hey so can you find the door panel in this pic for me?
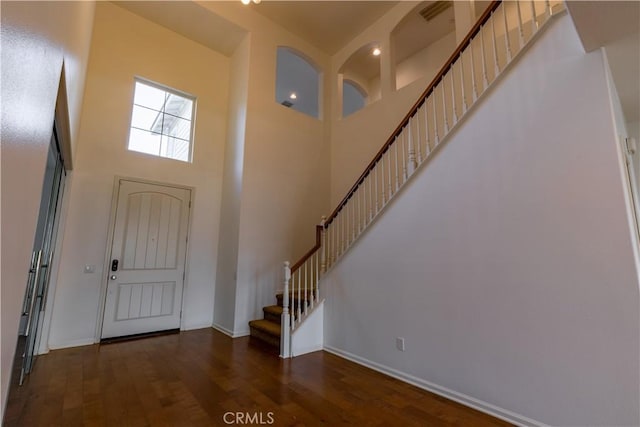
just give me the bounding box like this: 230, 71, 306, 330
101, 180, 191, 339
19, 130, 66, 383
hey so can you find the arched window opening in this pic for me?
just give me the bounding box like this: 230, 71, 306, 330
342, 80, 367, 118
392, 1, 457, 90
275, 47, 321, 119
338, 42, 381, 117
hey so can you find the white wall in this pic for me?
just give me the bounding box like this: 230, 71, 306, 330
0, 0, 95, 417
47, 2, 229, 348
214, 34, 250, 335
323, 14, 639, 426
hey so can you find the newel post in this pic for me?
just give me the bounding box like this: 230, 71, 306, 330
320, 216, 327, 274
280, 261, 291, 359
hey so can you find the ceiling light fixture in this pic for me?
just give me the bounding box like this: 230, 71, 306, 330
241, 0, 261, 4
372, 47, 382, 56
289, 93, 297, 100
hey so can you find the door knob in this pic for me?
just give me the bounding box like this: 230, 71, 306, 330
110, 275, 117, 280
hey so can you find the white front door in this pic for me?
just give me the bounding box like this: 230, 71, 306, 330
101, 179, 191, 339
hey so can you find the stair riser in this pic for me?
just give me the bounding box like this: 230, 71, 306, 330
263, 310, 281, 324
249, 326, 280, 348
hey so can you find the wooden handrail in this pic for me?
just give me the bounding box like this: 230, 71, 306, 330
291, 224, 323, 272
325, 0, 501, 226
290, 1, 502, 273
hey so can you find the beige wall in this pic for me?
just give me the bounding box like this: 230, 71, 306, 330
214, 34, 250, 335
199, 2, 332, 335
0, 0, 96, 416
47, 2, 230, 348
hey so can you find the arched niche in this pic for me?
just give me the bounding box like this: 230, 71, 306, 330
391, 1, 457, 90
275, 46, 322, 119
342, 79, 367, 118
338, 41, 382, 117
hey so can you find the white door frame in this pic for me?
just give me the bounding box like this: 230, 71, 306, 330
95, 176, 194, 342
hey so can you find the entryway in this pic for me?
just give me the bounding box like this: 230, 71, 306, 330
100, 178, 192, 340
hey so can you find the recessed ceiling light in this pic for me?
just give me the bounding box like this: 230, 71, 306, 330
372, 47, 381, 56
241, 0, 250, 4
289, 93, 297, 100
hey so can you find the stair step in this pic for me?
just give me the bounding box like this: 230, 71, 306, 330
263, 305, 283, 324
248, 319, 281, 348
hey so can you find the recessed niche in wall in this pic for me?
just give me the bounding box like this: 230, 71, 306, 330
342, 80, 367, 118
275, 46, 321, 119
392, 1, 457, 91
338, 42, 381, 118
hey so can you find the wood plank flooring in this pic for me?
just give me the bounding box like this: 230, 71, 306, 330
4, 328, 511, 426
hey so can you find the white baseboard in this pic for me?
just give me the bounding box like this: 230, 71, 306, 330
182, 322, 213, 331
48, 338, 96, 350
323, 345, 545, 427
292, 344, 323, 356
212, 323, 250, 338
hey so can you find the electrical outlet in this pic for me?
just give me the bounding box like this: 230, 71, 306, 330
396, 337, 405, 352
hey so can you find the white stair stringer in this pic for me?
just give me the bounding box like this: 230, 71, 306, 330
290, 299, 324, 357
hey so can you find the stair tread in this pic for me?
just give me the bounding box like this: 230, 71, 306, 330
248, 319, 281, 337
263, 305, 283, 315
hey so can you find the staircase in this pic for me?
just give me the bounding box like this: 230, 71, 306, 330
249, 0, 565, 356
249, 290, 315, 349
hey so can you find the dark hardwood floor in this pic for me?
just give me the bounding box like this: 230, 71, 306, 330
4, 328, 511, 426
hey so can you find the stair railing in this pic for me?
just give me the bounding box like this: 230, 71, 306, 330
281, 0, 564, 357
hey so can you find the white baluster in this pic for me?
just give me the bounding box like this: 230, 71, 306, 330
368, 173, 373, 221
374, 163, 380, 213
351, 196, 356, 240
304, 262, 308, 316
491, 11, 500, 76
449, 72, 458, 125
280, 261, 291, 358
346, 202, 350, 246
341, 212, 345, 253
545, 0, 551, 19
357, 184, 361, 233
432, 95, 440, 145
408, 121, 416, 174
469, 37, 478, 101
313, 255, 317, 305
296, 269, 302, 321
516, 0, 525, 48
402, 130, 408, 181
415, 112, 423, 164
334, 217, 338, 261
331, 218, 336, 264
502, 3, 512, 62
480, 25, 489, 89
320, 216, 326, 274
316, 252, 320, 303
530, 0, 538, 33
394, 139, 400, 192
459, 56, 467, 114
387, 146, 393, 199
381, 154, 386, 205
423, 101, 431, 155
441, 82, 449, 134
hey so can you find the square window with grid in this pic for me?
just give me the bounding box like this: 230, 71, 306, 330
128, 79, 195, 162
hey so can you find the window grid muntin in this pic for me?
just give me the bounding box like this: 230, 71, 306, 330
127, 78, 196, 163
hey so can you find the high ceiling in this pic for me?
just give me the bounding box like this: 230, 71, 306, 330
251, 1, 398, 55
